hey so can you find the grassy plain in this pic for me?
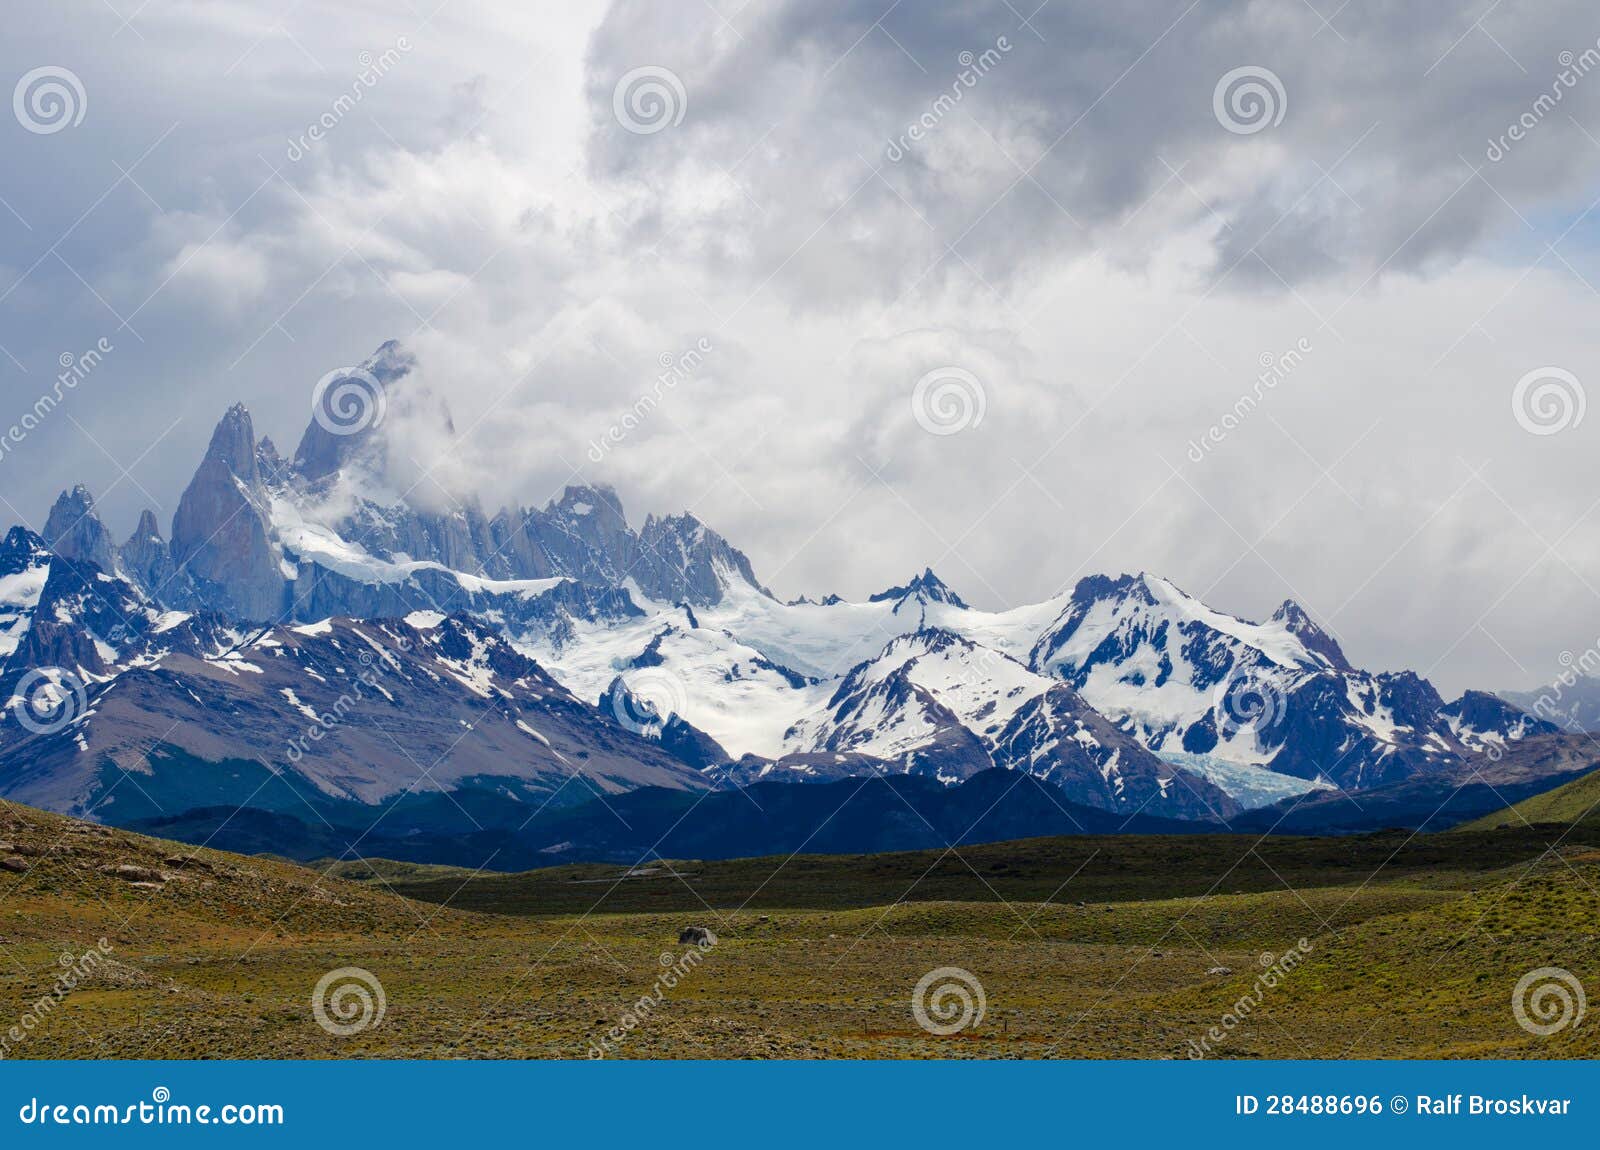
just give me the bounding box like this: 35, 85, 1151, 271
2, 799, 1596, 1059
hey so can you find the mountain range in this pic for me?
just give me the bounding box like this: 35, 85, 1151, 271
0, 341, 1587, 864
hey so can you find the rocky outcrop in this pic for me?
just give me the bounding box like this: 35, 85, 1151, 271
117, 509, 199, 607
291, 339, 417, 482
42, 485, 118, 575
634, 511, 768, 605
170, 404, 286, 622
869, 567, 970, 611
1270, 598, 1351, 672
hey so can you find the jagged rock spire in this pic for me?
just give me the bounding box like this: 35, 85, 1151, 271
170, 404, 285, 621
42, 484, 118, 574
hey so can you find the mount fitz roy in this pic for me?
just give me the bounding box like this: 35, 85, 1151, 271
0, 343, 1582, 864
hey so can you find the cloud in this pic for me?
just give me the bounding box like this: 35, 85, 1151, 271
2, 0, 1600, 697
586, 0, 1600, 299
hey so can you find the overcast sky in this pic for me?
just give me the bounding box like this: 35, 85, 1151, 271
4, 0, 1600, 695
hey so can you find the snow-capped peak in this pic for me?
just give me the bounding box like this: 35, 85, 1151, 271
868, 567, 969, 610
1269, 598, 1352, 671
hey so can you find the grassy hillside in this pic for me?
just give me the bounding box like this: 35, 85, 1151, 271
3, 799, 1596, 1059
1459, 765, 1600, 832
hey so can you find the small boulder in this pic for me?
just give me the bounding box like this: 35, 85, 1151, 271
104, 863, 166, 884
1207, 965, 1234, 976
677, 926, 717, 946
1, 857, 27, 874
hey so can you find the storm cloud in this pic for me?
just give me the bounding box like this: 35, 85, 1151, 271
3, 0, 1600, 695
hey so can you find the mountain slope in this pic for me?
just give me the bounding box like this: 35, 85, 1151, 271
0, 608, 710, 821
0, 341, 1563, 851
1457, 757, 1600, 832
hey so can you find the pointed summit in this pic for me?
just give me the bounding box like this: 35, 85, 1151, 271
1270, 598, 1351, 671
170, 404, 285, 621
118, 508, 189, 603
634, 511, 769, 606
42, 484, 118, 574
869, 567, 968, 609
292, 341, 418, 482
207, 403, 260, 483
127, 508, 162, 545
